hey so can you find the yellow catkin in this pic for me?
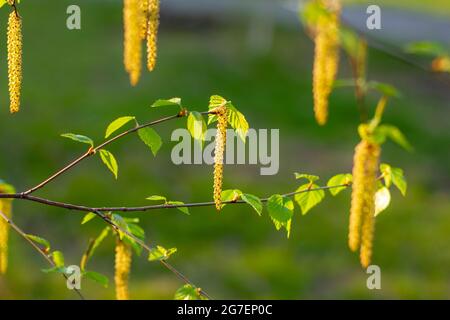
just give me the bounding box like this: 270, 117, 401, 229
348, 140, 380, 256
312, 0, 341, 126
213, 105, 227, 211
123, 0, 142, 86
146, 0, 160, 71
0, 199, 12, 274
7, 11, 22, 114
114, 239, 132, 300
139, 0, 149, 40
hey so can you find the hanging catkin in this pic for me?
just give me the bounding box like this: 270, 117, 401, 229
312, 0, 341, 125
0, 198, 12, 274
7, 11, 22, 114
123, 0, 142, 86
213, 105, 228, 211
114, 239, 132, 300
139, 0, 149, 40
348, 140, 380, 267
146, 0, 160, 71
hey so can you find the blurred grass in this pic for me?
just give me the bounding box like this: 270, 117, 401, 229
0, 1, 449, 299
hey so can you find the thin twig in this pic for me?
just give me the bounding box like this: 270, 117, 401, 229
91, 210, 213, 300
0, 210, 85, 300
0, 184, 350, 213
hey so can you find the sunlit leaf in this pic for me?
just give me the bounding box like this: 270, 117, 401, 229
99, 149, 118, 179
105, 116, 135, 138
61, 133, 94, 147
294, 184, 325, 215
375, 187, 391, 216
151, 97, 182, 108
241, 193, 263, 216
81, 212, 97, 225
138, 127, 162, 156
327, 174, 352, 196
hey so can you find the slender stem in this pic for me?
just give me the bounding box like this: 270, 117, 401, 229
92, 210, 212, 300
22, 112, 186, 196
0, 210, 85, 300
0, 184, 350, 213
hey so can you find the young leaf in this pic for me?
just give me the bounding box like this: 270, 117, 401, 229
294, 173, 320, 184
174, 284, 203, 300
41, 266, 67, 274
128, 223, 145, 240
123, 235, 142, 257
380, 164, 407, 196
294, 184, 325, 215
220, 189, 242, 209
99, 149, 118, 179
146, 195, 167, 202
368, 82, 401, 98
378, 125, 413, 152
241, 193, 263, 216
26, 234, 51, 252
90, 227, 110, 261
61, 133, 94, 147
83, 271, 109, 288
105, 116, 135, 138
151, 97, 181, 108
52, 251, 65, 268
227, 104, 249, 143
327, 174, 352, 196
138, 127, 162, 156
405, 41, 446, 57
111, 214, 130, 240
267, 195, 294, 223
167, 201, 190, 215
81, 212, 97, 225
148, 245, 177, 261
208, 95, 227, 110
375, 187, 391, 216
187, 111, 206, 142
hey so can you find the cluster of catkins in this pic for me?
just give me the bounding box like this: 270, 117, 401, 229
312, 0, 341, 125
349, 139, 380, 268
213, 105, 228, 211
5, 2, 22, 114
114, 239, 132, 300
123, 0, 160, 86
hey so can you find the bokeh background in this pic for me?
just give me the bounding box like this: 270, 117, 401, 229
0, 0, 449, 299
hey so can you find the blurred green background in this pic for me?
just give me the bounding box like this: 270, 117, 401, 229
0, 0, 449, 299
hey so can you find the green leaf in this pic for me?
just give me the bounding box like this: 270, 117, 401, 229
227, 104, 249, 143
174, 284, 203, 300
375, 187, 391, 216
167, 201, 190, 215
127, 223, 145, 240
99, 149, 118, 179
61, 133, 94, 147
294, 184, 325, 215
91, 227, 109, 257
294, 173, 320, 183
0, 181, 16, 194
146, 195, 167, 202
220, 189, 242, 209
368, 81, 401, 98
151, 97, 181, 108
26, 234, 51, 252
0, 1, 7, 9
267, 194, 294, 223
81, 212, 97, 225
377, 125, 413, 152
327, 174, 352, 196
208, 95, 227, 110
405, 41, 446, 57
187, 111, 207, 142
138, 127, 162, 156
380, 164, 407, 196
122, 235, 142, 257
111, 214, 130, 240
52, 251, 65, 268
339, 27, 360, 59
148, 245, 177, 262
105, 116, 135, 138
41, 266, 67, 274
84, 271, 109, 288
241, 193, 263, 216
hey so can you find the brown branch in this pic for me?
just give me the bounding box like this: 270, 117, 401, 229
0, 210, 85, 300
22, 111, 195, 196
0, 184, 350, 213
